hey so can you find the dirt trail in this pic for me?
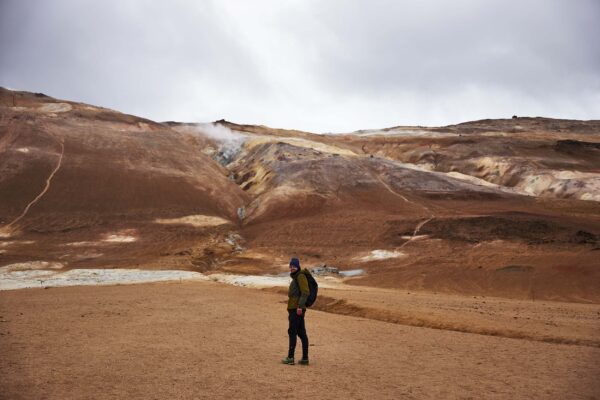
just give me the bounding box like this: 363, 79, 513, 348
374, 173, 412, 204
373, 171, 436, 248
1, 134, 65, 234
399, 217, 434, 249
1, 282, 599, 399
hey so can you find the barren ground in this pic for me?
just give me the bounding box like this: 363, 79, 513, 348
1, 281, 599, 399
1, 89, 600, 399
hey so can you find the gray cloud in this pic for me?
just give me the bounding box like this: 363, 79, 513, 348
313, 1, 600, 95
1, 0, 599, 132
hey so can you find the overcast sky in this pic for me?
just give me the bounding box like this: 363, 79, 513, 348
1, 0, 599, 132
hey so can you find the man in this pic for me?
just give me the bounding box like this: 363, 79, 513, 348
282, 257, 309, 365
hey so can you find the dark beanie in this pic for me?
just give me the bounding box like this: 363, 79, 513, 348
289, 257, 300, 269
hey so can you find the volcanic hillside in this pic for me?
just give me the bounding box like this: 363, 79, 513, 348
171, 119, 600, 302
1, 88, 599, 302
0, 88, 249, 269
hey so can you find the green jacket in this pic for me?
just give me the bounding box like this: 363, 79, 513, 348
288, 269, 309, 310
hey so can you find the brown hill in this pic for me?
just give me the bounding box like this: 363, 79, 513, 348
169, 118, 600, 302
339, 117, 600, 201
0, 88, 249, 269
1, 89, 599, 302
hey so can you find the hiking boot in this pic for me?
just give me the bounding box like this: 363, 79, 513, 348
281, 357, 295, 365
299, 359, 309, 365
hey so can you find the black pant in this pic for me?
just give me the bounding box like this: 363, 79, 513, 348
287, 309, 309, 359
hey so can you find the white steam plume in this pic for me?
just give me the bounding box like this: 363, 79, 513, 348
195, 123, 247, 165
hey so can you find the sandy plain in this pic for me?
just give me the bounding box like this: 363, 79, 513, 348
1, 280, 599, 400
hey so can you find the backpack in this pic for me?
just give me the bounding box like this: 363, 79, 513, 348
301, 268, 318, 307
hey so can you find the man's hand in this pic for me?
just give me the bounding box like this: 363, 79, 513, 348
296, 308, 303, 316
